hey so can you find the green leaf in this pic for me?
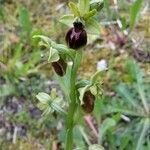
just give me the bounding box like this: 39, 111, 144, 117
48, 47, 59, 62
58, 129, 66, 144
78, 126, 91, 146
136, 118, 150, 150
73, 126, 86, 147
130, 0, 142, 27
125, 58, 143, 83
99, 118, 116, 143
79, 0, 90, 15
36, 92, 51, 104
115, 83, 140, 109
85, 18, 100, 35
83, 9, 97, 20
59, 14, 75, 26
68, 2, 80, 17
19, 6, 32, 34
102, 105, 145, 117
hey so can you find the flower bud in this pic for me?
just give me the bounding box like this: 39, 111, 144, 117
51, 57, 67, 76
81, 90, 95, 113
65, 22, 87, 49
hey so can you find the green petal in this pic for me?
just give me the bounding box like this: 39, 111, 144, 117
48, 47, 60, 63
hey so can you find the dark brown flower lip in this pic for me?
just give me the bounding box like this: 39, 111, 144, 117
81, 90, 95, 113
65, 22, 87, 50
51, 57, 67, 76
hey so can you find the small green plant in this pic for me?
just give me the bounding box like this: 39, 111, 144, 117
35, 0, 105, 149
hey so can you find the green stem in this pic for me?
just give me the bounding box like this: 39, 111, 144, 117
65, 51, 82, 150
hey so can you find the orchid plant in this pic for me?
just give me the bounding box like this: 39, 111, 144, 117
34, 0, 104, 149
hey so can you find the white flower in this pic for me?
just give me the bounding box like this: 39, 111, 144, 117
96, 59, 107, 71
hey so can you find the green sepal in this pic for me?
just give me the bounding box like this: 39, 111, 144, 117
90, 85, 98, 95
85, 18, 100, 35
36, 89, 66, 116
68, 2, 80, 17
90, 0, 104, 12
36, 92, 51, 104
59, 14, 75, 26
83, 9, 97, 20
79, 0, 90, 16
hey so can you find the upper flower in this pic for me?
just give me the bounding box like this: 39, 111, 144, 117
65, 22, 87, 50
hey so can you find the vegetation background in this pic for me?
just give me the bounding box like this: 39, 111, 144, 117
0, 0, 150, 149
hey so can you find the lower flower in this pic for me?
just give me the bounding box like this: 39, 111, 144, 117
81, 90, 95, 113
